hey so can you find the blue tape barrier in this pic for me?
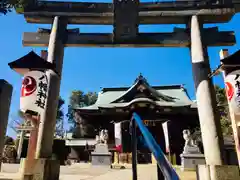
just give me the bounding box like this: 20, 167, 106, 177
132, 112, 180, 180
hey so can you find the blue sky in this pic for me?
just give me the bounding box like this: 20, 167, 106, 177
1, 1, 240, 137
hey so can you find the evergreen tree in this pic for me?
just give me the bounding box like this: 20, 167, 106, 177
0, 0, 29, 14
55, 97, 65, 138
215, 85, 232, 135
67, 90, 97, 131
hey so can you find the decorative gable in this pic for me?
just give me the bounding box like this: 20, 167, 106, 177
111, 74, 176, 103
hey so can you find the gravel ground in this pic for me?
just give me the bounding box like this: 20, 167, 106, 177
0, 163, 196, 180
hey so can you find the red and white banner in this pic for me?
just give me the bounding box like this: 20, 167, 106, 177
20, 71, 48, 114
225, 70, 240, 115
114, 122, 122, 152
162, 121, 170, 153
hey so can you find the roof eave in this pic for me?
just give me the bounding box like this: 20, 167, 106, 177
8, 51, 55, 75
221, 49, 240, 65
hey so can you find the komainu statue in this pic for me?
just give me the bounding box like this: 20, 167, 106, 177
182, 129, 201, 154
183, 129, 198, 147
96, 129, 109, 144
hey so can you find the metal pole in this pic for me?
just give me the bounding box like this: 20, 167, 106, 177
219, 49, 240, 167
189, 15, 225, 165
131, 118, 137, 180
35, 16, 67, 158
0, 80, 13, 170
157, 165, 165, 180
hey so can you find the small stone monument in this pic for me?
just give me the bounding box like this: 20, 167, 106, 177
180, 129, 205, 171
91, 130, 112, 167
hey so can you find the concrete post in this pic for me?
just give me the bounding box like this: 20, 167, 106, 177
17, 130, 25, 159
19, 115, 41, 180
0, 80, 13, 170
189, 15, 225, 165
27, 115, 40, 161
35, 16, 67, 158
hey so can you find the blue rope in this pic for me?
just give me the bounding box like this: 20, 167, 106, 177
132, 112, 180, 180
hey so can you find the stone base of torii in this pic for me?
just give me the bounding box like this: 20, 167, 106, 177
18, 114, 60, 180
19, 158, 60, 180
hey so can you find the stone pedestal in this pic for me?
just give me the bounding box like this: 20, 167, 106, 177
181, 153, 205, 171
181, 145, 206, 171
91, 144, 111, 167
197, 165, 240, 180
17, 130, 25, 159
19, 158, 60, 180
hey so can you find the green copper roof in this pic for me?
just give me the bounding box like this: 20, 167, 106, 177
78, 87, 196, 110
75, 75, 196, 111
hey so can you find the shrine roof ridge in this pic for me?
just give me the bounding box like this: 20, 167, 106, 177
101, 84, 184, 92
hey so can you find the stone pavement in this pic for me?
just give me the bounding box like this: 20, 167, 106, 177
0, 163, 196, 180
89, 164, 196, 180
90, 165, 157, 180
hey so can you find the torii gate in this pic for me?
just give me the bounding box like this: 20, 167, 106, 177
15, 0, 240, 180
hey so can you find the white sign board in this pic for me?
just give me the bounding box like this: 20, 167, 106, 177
20, 71, 48, 114
225, 70, 240, 115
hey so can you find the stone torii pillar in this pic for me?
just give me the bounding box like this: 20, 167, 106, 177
189, 15, 225, 165
0, 80, 13, 170
35, 16, 67, 159
188, 15, 240, 180
18, 16, 68, 180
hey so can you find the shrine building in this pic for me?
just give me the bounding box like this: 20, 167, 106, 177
67, 75, 199, 164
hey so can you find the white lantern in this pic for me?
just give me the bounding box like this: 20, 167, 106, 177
225, 70, 240, 115
20, 70, 48, 115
